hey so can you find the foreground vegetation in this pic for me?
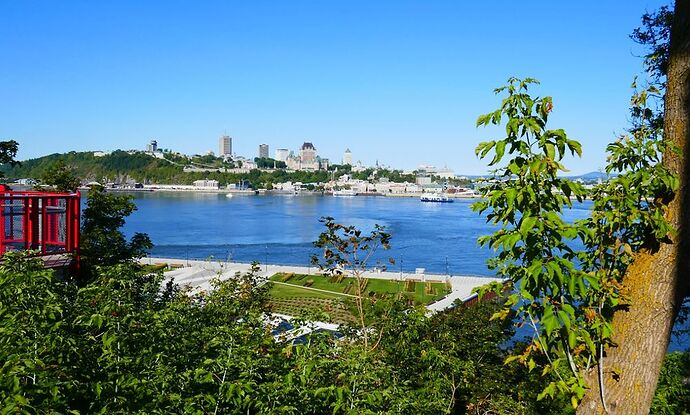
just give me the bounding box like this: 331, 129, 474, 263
0, 254, 571, 414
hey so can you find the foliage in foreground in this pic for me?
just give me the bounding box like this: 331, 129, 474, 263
0, 253, 571, 414
472, 76, 678, 408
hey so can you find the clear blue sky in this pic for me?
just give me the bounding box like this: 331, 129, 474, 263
0, 0, 670, 175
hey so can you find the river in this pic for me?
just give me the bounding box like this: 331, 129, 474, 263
120, 192, 592, 277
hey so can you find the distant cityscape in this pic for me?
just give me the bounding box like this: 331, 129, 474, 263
142, 135, 457, 177
16, 134, 605, 197
74, 134, 477, 196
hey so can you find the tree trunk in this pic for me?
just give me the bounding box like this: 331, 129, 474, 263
577, 1, 690, 414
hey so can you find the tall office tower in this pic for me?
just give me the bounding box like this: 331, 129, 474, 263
219, 135, 232, 156
146, 140, 158, 152
259, 144, 269, 158
343, 148, 352, 165
274, 148, 289, 162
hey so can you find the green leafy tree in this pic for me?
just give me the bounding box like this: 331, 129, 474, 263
79, 185, 152, 282
472, 9, 690, 409
472, 77, 591, 407
576, 3, 690, 413
0, 140, 19, 179
650, 351, 690, 415
311, 217, 394, 351
38, 159, 81, 192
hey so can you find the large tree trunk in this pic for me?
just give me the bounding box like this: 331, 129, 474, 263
577, 1, 690, 414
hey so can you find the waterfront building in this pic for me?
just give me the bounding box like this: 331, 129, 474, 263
343, 148, 353, 165
275, 148, 289, 162
146, 140, 158, 152
416, 175, 432, 186
219, 135, 232, 156
437, 165, 455, 179
193, 179, 220, 189
259, 144, 269, 159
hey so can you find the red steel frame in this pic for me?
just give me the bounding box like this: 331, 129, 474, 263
0, 185, 80, 269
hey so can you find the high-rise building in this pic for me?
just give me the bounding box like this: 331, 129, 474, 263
259, 144, 269, 159
146, 140, 158, 152
343, 148, 352, 165
274, 148, 289, 162
219, 135, 232, 156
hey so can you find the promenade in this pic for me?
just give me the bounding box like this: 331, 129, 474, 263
142, 257, 502, 313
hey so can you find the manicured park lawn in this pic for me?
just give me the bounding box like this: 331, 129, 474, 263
268, 273, 451, 305
268, 283, 347, 300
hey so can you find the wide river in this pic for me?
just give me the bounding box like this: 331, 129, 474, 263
119, 191, 689, 350
120, 192, 593, 277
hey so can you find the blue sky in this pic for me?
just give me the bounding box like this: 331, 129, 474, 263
1, 0, 670, 174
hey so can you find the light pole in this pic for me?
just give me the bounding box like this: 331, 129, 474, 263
445, 256, 449, 277
400, 258, 403, 280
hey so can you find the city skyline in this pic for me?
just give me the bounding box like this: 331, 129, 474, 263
1, 0, 667, 174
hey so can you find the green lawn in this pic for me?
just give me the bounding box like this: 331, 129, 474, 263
269, 273, 451, 305
268, 283, 348, 300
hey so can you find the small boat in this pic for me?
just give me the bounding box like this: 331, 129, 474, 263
420, 194, 454, 203
333, 189, 357, 197
225, 193, 233, 198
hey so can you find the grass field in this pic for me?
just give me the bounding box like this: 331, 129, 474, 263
267, 273, 452, 321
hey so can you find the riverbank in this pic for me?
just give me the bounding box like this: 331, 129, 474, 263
99, 186, 481, 199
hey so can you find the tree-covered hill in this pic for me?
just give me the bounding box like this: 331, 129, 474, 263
2, 150, 187, 185
2, 150, 427, 189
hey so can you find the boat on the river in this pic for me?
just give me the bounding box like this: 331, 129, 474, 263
420, 194, 454, 203
333, 189, 357, 197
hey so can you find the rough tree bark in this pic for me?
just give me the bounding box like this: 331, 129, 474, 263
577, 1, 690, 414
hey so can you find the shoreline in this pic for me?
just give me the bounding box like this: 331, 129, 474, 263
141, 256, 495, 282
98, 187, 482, 199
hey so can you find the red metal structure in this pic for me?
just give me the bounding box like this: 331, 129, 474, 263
0, 185, 80, 270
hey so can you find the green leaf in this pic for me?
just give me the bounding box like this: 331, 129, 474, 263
545, 143, 556, 160
491, 140, 507, 165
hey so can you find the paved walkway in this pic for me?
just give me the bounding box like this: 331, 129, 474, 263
142, 257, 502, 313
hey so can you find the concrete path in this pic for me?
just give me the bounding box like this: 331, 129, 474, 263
142, 256, 502, 313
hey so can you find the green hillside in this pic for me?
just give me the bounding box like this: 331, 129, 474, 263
2, 150, 432, 189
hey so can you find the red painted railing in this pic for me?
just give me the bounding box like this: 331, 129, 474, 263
0, 185, 80, 267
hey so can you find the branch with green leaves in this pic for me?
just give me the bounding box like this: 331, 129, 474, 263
472, 77, 676, 409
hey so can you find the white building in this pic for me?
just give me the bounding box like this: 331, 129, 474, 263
219, 135, 232, 156
437, 166, 455, 179
275, 148, 289, 162
343, 148, 353, 165
193, 179, 220, 189
416, 175, 432, 186
146, 140, 158, 152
